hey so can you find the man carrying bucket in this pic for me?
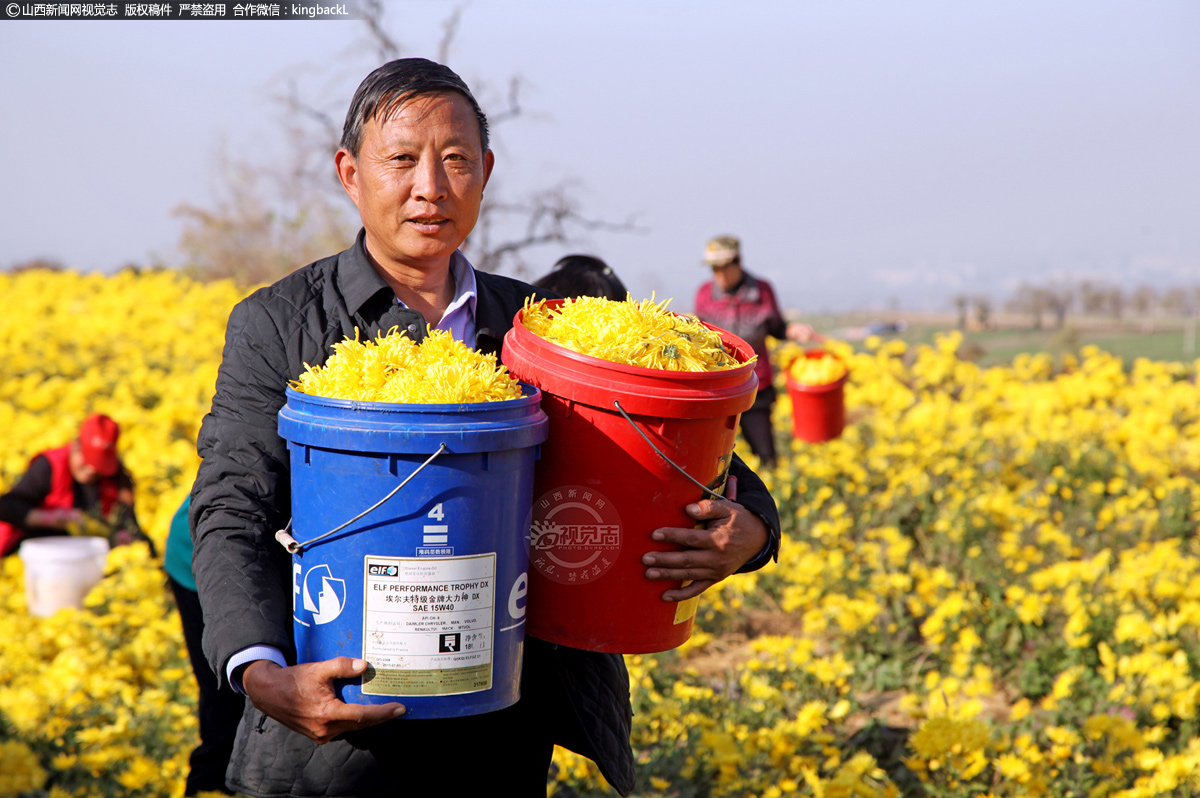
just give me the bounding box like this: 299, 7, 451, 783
694, 236, 820, 468
191, 58, 781, 797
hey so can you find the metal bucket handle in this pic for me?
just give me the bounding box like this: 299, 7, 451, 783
275, 443, 449, 554
612, 400, 725, 502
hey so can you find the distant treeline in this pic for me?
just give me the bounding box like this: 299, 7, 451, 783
953, 281, 1200, 330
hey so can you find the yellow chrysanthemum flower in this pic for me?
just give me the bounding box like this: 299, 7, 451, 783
292, 327, 522, 403
521, 296, 748, 371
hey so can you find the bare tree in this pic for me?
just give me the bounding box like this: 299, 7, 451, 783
361, 0, 402, 62
953, 294, 969, 330
973, 295, 992, 330
7, 257, 66, 273
178, 3, 637, 285
1008, 283, 1049, 330
1008, 282, 1075, 330
1130, 284, 1157, 316
1159, 287, 1189, 316
174, 152, 353, 286
1078, 280, 1109, 316
469, 184, 641, 274
1106, 287, 1126, 320
1045, 287, 1072, 329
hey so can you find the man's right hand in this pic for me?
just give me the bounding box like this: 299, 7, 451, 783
26, 507, 84, 529
242, 657, 406, 744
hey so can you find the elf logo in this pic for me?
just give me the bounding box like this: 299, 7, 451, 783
293, 563, 346, 626
368, 563, 398, 577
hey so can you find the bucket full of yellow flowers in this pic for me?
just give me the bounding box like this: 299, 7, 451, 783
277, 328, 548, 718
785, 349, 848, 443
502, 297, 758, 654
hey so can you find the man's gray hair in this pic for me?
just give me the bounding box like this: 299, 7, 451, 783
340, 58, 490, 157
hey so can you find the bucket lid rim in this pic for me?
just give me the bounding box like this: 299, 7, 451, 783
510, 301, 758, 381
18, 536, 110, 560
786, 373, 848, 393
283, 382, 542, 412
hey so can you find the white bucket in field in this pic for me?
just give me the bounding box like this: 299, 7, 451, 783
19, 536, 110, 616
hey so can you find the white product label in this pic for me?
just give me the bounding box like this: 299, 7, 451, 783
361, 553, 495, 697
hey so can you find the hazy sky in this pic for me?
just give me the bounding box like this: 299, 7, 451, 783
2, 1, 1198, 312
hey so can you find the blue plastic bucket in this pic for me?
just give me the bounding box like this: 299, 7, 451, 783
277, 385, 548, 718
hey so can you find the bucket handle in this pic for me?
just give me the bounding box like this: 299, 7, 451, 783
611, 401, 725, 501
275, 443, 449, 554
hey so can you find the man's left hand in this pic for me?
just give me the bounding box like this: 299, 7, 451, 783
786, 322, 822, 343
642, 499, 769, 602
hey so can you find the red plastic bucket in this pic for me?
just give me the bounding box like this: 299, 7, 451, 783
786, 350, 847, 443
502, 301, 759, 653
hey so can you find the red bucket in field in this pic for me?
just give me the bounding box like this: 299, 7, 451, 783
786, 351, 847, 443
502, 301, 758, 653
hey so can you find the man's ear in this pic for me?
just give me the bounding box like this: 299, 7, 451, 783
482, 149, 495, 191
335, 148, 361, 208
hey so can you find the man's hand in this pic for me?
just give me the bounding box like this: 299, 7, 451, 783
26, 507, 83, 529
242, 657, 405, 744
642, 499, 769, 602
786, 322, 822, 344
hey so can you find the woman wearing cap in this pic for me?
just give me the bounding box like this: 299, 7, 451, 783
694, 236, 819, 468
0, 413, 143, 556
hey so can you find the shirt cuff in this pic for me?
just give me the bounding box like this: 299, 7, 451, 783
734, 511, 780, 574
226, 645, 288, 694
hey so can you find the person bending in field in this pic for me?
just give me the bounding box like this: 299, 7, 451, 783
0, 413, 145, 557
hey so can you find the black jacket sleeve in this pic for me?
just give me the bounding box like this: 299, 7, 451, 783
191, 293, 298, 685
0, 455, 52, 528
728, 452, 781, 573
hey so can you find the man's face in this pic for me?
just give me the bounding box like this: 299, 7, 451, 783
336, 91, 494, 273
711, 260, 744, 292
68, 441, 99, 485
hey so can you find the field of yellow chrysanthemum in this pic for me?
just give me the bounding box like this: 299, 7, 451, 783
3, 268, 1200, 798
